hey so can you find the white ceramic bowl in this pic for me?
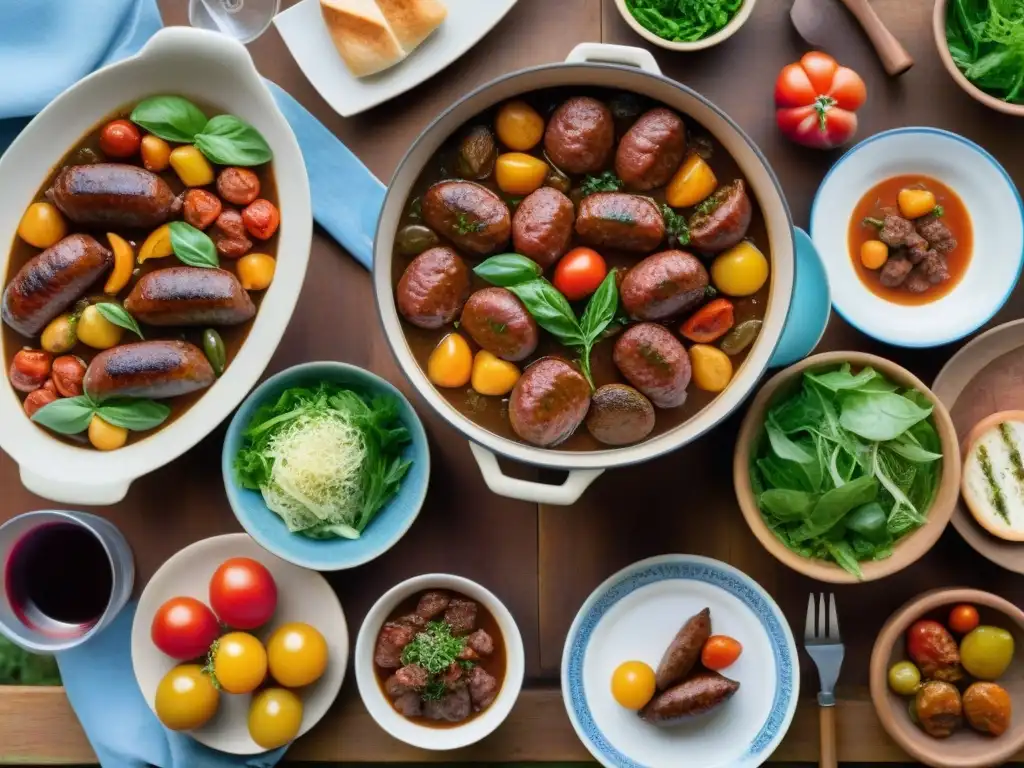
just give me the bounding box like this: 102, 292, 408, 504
612, 0, 758, 51
810, 127, 1023, 348
0, 27, 312, 505
354, 573, 525, 750
131, 533, 347, 755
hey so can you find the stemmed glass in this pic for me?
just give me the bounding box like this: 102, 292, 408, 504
188, 0, 281, 44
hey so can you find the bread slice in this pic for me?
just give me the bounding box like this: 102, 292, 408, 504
374, 0, 447, 52
961, 410, 1024, 541
319, 0, 407, 78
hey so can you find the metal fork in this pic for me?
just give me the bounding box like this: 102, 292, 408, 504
805, 593, 845, 768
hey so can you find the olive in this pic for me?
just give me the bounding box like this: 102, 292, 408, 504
395, 225, 441, 258
544, 166, 572, 195
202, 328, 226, 377
455, 125, 497, 180
719, 319, 762, 356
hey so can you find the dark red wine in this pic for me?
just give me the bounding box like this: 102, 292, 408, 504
4, 523, 113, 627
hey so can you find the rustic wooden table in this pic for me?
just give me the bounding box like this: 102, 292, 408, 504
3, 0, 1024, 763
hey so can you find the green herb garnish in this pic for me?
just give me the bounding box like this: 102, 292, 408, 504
32, 393, 170, 435
695, 194, 722, 216
580, 171, 624, 197
624, 0, 743, 43
933, 205, 945, 217
600, 210, 636, 226
401, 621, 466, 675
661, 204, 690, 245
95, 303, 143, 340
455, 212, 485, 235
169, 221, 219, 269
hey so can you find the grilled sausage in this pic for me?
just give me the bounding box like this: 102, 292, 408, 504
639, 672, 740, 725
511, 187, 575, 268
544, 97, 614, 175
1, 234, 112, 337
46, 164, 181, 228
575, 193, 665, 253
422, 181, 511, 256
655, 608, 711, 690
615, 108, 686, 191
82, 340, 215, 400
613, 323, 691, 409
688, 179, 752, 253
124, 267, 256, 326
396, 247, 471, 329
509, 357, 590, 447
621, 250, 709, 321
585, 383, 655, 446
460, 287, 538, 362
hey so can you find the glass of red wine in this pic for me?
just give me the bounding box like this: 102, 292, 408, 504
0, 511, 134, 653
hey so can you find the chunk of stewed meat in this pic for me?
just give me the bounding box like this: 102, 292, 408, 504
575, 193, 665, 253
385, 664, 428, 697
468, 665, 500, 711
905, 269, 932, 293
465, 629, 495, 656
880, 253, 913, 287
396, 247, 471, 329
543, 96, 615, 175
687, 180, 752, 252
916, 213, 957, 253
615, 108, 687, 191
878, 214, 915, 248
509, 357, 592, 447
375, 622, 417, 668
415, 590, 451, 619
460, 287, 539, 362
613, 323, 691, 409
444, 598, 478, 636
620, 250, 709, 321
906, 233, 930, 264
511, 187, 575, 268
586, 383, 656, 446
423, 685, 472, 722
393, 692, 423, 717
397, 613, 427, 630
422, 180, 511, 255
440, 661, 464, 689
918, 251, 950, 284
458, 646, 479, 661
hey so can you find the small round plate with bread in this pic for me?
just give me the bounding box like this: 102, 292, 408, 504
274, 0, 519, 118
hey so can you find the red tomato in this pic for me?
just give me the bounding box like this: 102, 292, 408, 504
948, 604, 980, 634
151, 596, 221, 660
680, 299, 735, 343
99, 119, 142, 158
701, 635, 743, 670
209, 557, 277, 630
774, 52, 866, 150
553, 247, 608, 301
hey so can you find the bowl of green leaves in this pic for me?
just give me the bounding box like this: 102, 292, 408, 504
615, 0, 757, 50
733, 352, 962, 583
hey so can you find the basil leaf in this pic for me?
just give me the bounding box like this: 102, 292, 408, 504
96, 399, 171, 432
169, 221, 219, 269
506, 279, 584, 346
194, 115, 272, 166
95, 303, 143, 339
839, 391, 933, 442
580, 269, 618, 342
473, 254, 543, 287
30, 395, 95, 435
130, 95, 208, 143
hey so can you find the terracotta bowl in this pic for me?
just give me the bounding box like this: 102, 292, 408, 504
869, 588, 1024, 768
932, 0, 1024, 117
733, 351, 961, 584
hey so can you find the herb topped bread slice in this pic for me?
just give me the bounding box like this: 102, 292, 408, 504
962, 411, 1024, 541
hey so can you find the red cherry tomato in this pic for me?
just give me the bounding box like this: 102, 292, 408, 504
99, 119, 142, 158
209, 557, 278, 630
701, 635, 743, 670
948, 604, 980, 634
553, 247, 608, 301
151, 596, 221, 660
680, 299, 735, 343
774, 52, 866, 150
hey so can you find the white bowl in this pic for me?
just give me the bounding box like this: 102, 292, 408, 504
354, 574, 525, 750
131, 533, 347, 755
612, 0, 758, 51
810, 127, 1023, 348
0, 27, 312, 505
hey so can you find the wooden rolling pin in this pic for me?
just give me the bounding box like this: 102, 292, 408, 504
791, 0, 914, 77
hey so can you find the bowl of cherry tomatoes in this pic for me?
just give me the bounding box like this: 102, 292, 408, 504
131, 533, 347, 754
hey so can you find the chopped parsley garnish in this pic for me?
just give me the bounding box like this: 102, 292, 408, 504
932, 205, 945, 218
401, 621, 465, 675
661, 204, 690, 245
600, 210, 636, 226
455, 213, 485, 235
580, 171, 624, 197
978, 444, 1010, 524
423, 679, 448, 701
695, 194, 722, 216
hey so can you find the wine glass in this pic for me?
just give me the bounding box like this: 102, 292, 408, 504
188, 0, 281, 44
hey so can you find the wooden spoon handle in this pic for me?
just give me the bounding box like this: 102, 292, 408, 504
840, 0, 914, 76
819, 705, 838, 768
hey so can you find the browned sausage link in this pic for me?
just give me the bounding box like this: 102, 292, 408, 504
422, 180, 511, 256
621, 250, 709, 321
82, 340, 215, 401
544, 97, 615, 175
511, 187, 575, 269
655, 607, 711, 690
615, 108, 687, 191
613, 323, 692, 410
688, 179, 753, 253
639, 672, 740, 725
46, 164, 181, 228
575, 193, 665, 253
124, 267, 256, 326
397, 247, 471, 330
1, 234, 113, 337
509, 357, 591, 448
460, 287, 538, 362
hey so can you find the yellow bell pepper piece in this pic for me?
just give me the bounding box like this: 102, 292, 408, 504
138, 224, 173, 263
104, 232, 135, 294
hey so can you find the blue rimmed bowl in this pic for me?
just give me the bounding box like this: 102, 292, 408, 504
811, 127, 1024, 348
222, 362, 430, 571
561, 554, 799, 768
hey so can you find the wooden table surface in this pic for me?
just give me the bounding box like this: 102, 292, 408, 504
4, 0, 1024, 763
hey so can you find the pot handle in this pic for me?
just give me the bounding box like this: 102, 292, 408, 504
769, 227, 832, 368
564, 43, 661, 75
468, 443, 603, 505
19, 468, 131, 506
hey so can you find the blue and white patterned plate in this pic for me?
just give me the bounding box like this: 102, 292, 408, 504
561, 555, 799, 768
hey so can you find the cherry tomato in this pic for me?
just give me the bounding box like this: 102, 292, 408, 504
553, 247, 607, 301
774, 52, 866, 150
680, 299, 735, 343
211, 631, 268, 694
248, 688, 303, 749
151, 596, 221, 660
266, 622, 329, 688
99, 119, 142, 158
949, 604, 981, 635
610, 661, 656, 710
155, 664, 219, 731
209, 557, 277, 630
701, 635, 743, 670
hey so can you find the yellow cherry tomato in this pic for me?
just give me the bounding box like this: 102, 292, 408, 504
711, 242, 769, 297
17, 202, 67, 249
690, 344, 734, 393
139, 224, 173, 263
427, 333, 472, 388
212, 632, 268, 694
610, 660, 656, 710
77, 305, 124, 349
495, 100, 545, 151
494, 152, 549, 196
237, 253, 276, 291
266, 622, 328, 688
898, 188, 937, 220
471, 350, 520, 396
105, 232, 135, 294
860, 240, 888, 270
41, 314, 78, 354
248, 688, 303, 749
961, 626, 1015, 680
88, 414, 128, 451
169, 145, 215, 187
666, 154, 718, 208
155, 664, 219, 731
141, 135, 171, 172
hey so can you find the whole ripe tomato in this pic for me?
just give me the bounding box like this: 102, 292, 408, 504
701, 635, 743, 671
949, 604, 980, 634
266, 622, 329, 688
553, 247, 608, 301
151, 596, 221, 660
907, 619, 964, 683
209, 557, 277, 630
211, 631, 268, 694
155, 664, 219, 731
248, 688, 303, 749
774, 52, 866, 150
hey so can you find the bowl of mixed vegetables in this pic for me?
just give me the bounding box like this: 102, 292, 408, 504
615, 0, 757, 51
733, 352, 961, 583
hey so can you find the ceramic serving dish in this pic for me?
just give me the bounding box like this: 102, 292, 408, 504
222, 361, 430, 571
0, 27, 312, 506
810, 127, 1023, 348
612, 0, 758, 51
131, 533, 347, 755
870, 588, 1024, 768
353, 573, 525, 750
734, 351, 962, 584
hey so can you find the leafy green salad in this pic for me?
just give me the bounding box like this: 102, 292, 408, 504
947, 0, 1024, 104
624, 0, 744, 43
750, 364, 943, 579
